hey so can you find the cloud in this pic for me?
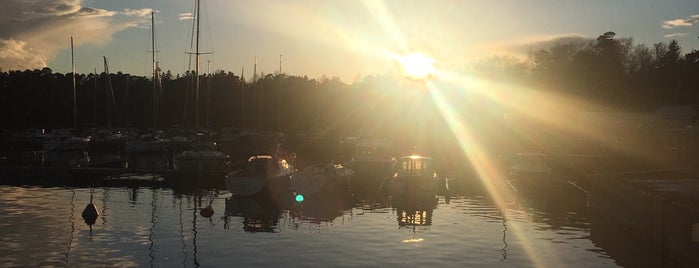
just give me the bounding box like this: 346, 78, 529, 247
0, 0, 149, 72
0, 39, 47, 70
123, 8, 153, 18
179, 12, 194, 20
662, 14, 699, 29
664, 32, 687, 38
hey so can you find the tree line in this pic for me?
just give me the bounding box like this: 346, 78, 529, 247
474, 31, 699, 111
1, 31, 698, 137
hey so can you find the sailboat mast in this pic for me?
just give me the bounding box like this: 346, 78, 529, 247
152, 11, 157, 130
253, 56, 257, 129
241, 67, 244, 129
194, 0, 201, 129
277, 54, 282, 131
71, 36, 77, 131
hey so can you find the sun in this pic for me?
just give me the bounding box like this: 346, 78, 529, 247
397, 53, 436, 80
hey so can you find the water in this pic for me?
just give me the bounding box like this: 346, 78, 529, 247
0, 172, 662, 268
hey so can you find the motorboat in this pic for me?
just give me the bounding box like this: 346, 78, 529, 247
389, 155, 442, 197
225, 154, 295, 197
290, 163, 354, 197
509, 152, 552, 179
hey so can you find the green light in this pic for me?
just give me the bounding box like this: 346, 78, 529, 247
295, 194, 304, 202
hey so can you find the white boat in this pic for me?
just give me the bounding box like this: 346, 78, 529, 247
509, 152, 552, 179
172, 140, 230, 176
390, 155, 441, 196
225, 154, 295, 197
291, 163, 354, 197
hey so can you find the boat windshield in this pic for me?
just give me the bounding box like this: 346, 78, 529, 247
395, 158, 432, 177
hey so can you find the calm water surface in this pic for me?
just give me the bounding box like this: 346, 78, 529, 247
0, 176, 639, 267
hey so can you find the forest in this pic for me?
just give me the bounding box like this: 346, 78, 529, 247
1, 32, 698, 138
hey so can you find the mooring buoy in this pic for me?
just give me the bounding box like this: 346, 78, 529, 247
82, 189, 99, 226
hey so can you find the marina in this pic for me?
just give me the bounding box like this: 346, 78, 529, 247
2, 0, 699, 267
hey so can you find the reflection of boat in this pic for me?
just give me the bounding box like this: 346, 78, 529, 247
292, 191, 354, 224
389, 155, 441, 197
225, 154, 295, 197
290, 163, 353, 197
509, 152, 552, 179
224, 197, 282, 233
392, 193, 437, 227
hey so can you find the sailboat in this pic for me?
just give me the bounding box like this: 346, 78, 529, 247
88, 57, 127, 152
126, 12, 171, 155
170, 0, 230, 183
44, 37, 90, 153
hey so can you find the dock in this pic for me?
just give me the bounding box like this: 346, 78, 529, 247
584, 169, 699, 267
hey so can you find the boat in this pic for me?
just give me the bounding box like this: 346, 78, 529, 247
225, 154, 295, 197
43, 37, 89, 153
509, 152, 552, 179
126, 132, 171, 154
389, 155, 442, 197
171, 139, 230, 179
88, 129, 127, 152
346, 136, 394, 177
290, 163, 354, 197
44, 130, 90, 152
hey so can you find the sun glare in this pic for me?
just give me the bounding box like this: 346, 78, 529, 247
397, 53, 436, 79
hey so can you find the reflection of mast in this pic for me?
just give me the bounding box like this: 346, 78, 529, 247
178, 198, 189, 266
101, 188, 110, 226
148, 189, 158, 267
192, 196, 200, 267
64, 189, 76, 265
501, 210, 508, 261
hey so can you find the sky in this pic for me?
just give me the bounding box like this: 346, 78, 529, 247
1, 0, 698, 83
